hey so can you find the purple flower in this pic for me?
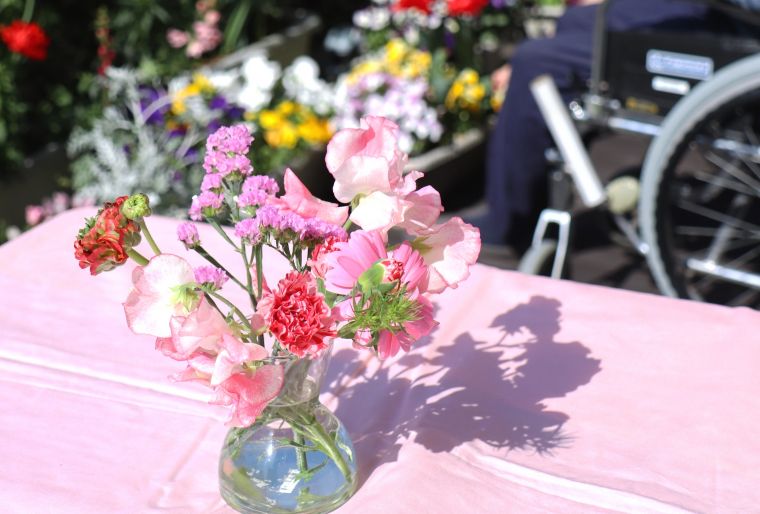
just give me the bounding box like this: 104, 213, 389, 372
242, 175, 279, 196
194, 266, 228, 290
201, 173, 224, 192
177, 222, 200, 249
234, 218, 261, 244
206, 124, 253, 155
209, 95, 228, 110
189, 191, 224, 220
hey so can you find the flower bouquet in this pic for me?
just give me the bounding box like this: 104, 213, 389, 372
73, 116, 480, 513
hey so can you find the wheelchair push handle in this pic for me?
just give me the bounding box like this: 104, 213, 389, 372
530, 74, 607, 208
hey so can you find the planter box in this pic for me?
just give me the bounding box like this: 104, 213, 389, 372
409, 129, 487, 211
0, 144, 69, 229
209, 11, 322, 70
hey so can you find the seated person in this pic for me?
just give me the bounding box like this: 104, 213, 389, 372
473, 0, 754, 248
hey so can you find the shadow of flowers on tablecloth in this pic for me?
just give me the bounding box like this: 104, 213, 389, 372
328, 295, 601, 482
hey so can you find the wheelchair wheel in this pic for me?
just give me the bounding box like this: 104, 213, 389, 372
640, 54, 760, 307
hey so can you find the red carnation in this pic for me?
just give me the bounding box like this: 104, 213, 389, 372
447, 0, 489, 16
258, 271, 336, 357
74, 196, 141, 275
392, 0, 434, 14
0, 20, 50, 60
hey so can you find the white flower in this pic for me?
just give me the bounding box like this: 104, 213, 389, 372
241, 54, 281, 91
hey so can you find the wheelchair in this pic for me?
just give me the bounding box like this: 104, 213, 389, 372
519, 0, 760, 308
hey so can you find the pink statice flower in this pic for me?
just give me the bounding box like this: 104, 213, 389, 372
237, 175, 279, 209
177, 222, 200, 249
234, 218, 261, 245
124, 254, 198, 337
413, 217, 481, 293
189, 191, 224, 220
194, 265, 228, 290
255, 271, 336, 357
206, 124, 253, 155
201, 173, 224, 192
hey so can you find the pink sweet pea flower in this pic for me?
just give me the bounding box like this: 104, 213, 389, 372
325, 116, 407, 203
211, 334, 268, 386
124, 254, 198, 337
348, 190, 412, 232
397, 185, 443, 234
155, 299, 231, 359
212, 365, 285, 427
377, 293, 437, 360
271, 168, 348, 226
414, 217, 481, 294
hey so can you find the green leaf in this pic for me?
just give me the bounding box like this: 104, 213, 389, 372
358, 262, 385, 293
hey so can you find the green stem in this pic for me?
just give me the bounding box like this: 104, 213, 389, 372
210, 220, 240, 252
203, 292, 226, 319
241, 242, 257, 312
194, 246, 247, 291
255, 244, 263, 299
21, 0, 35, 22
304, 416, 352, 481
138, 219, 161, 256
126, 248, 149, 266
293, 431, 308, 473
209, 291, 251, 333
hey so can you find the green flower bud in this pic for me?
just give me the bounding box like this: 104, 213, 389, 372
121, 194, 152, 221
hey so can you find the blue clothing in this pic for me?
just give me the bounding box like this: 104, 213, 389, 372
481, 0, 710, 246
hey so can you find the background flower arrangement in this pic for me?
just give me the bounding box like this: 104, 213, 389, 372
73, 116, 481, 512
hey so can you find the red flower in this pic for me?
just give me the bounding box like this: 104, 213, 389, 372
0, 21, 50, 60
74, 196, 141, 275
258, 271, 336, 357
447, 0, 489, 16
392, 0, 433, 14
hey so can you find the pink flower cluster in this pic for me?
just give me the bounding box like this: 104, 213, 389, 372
125, 255, 284, 427
177, 222, 200, 248
109, 116, 481, 428
194, 265, 228, 289
166, 1, 222, 58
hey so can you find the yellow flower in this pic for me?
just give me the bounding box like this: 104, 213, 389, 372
298, 117, 332, 145
258, 110, 281, 130
459, 69, 479, 85
445, 81, 466, 110
190, 73, 214, 94
385, 39, 409, 64
265, 122, 299, 149
277, 101, 297, 116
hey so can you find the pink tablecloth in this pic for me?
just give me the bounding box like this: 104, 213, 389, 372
1, 208, 759, 513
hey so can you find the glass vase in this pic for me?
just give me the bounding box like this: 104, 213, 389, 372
218, 347, 357, 514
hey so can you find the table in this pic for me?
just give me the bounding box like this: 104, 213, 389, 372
1, 208, 759, 513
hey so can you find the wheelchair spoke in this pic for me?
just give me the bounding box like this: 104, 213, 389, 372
704, 151, 760, 195
673, 198, 760, 236
692, 169, 756, 197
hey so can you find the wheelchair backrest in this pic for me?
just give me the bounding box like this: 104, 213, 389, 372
592, 0, 760, 118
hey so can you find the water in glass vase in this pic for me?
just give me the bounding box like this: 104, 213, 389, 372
219, 350, 357, 514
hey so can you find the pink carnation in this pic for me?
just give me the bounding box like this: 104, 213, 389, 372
255, 271, 336, 357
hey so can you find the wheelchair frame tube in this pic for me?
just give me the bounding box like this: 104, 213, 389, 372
530, 74, 607, 208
